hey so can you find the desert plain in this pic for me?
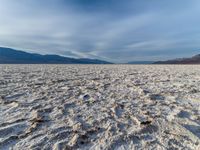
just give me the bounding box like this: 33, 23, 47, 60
0, 65, 199, 150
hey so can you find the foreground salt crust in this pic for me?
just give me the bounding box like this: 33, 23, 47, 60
0, 65, 199, 150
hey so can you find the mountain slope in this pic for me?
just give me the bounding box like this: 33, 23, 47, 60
0, 47, 112, 64
154, 54, 200, 64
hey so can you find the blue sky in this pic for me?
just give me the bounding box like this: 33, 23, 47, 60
0, 0, 200, 63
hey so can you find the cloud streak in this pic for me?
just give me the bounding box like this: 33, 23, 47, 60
0, 0, 200, 63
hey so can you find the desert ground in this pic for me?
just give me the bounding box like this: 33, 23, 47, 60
0, 65, 199, 150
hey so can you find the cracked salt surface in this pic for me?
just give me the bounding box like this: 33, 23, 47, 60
0, 65, 200, 150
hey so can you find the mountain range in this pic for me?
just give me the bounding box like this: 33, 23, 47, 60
0, 47, 200, 64
127, 61, 155, 64
0, 47, 112, 64
154, 54, 200, 64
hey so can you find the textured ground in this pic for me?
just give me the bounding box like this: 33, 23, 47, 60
0, 65, 200, 150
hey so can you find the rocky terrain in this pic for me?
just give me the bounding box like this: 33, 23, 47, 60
0, 65, 199, 150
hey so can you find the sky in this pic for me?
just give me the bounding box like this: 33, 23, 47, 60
0, 0, 200, 63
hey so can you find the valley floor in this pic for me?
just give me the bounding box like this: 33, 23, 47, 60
0, 65, 200, 150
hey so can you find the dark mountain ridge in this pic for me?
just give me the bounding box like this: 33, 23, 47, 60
154, 54, 200, 64
0, 47, 112, 64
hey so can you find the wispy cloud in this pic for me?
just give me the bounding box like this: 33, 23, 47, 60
0, 0, 200, 62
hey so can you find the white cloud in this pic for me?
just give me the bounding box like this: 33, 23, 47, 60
0, 0, 200, 62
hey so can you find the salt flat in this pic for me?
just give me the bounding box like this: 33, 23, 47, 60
0, 65, 199, 150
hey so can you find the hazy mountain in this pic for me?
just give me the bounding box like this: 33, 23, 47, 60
127, 61, 155, 64
0, 47, 112, 64
154, 54, 200, 64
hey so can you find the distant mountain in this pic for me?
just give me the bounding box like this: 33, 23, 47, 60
0, 47, 112, 64
154, 54, 200, 64
127, 61, 155, 64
